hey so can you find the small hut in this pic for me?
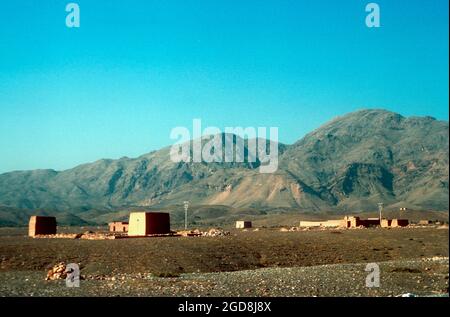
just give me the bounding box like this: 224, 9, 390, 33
236, 221, 252, 229
128, 212, 170, 236
108, 221, 129, 233
391, 219, 409, 227
29, 216, 57, 237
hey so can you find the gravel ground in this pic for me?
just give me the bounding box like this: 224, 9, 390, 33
1, 227, 448, 276
0, 257, 448, 297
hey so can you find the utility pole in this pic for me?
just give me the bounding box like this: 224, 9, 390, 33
183, 201, 189, 230
378, 202, 383, 222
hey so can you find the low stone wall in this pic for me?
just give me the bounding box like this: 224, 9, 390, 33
299, 220, 344, 228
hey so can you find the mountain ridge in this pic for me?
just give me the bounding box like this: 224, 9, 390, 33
0, 109, 448, 225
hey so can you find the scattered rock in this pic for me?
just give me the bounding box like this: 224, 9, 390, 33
203, 228, 230, 237
45, 262, 68, 281
177, 229, 202, 237
35, 232, 117, 240
177, 228, 230, 237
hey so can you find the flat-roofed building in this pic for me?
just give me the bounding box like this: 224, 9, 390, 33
109, 221, 129, 233
236, 221, 252, 229
128, 212, 170, 236
391, 219, 409, 227
29, 216, 57, 237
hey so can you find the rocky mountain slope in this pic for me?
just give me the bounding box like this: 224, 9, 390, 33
0, 109, 448, 225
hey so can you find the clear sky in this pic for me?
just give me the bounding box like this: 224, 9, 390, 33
0, 0, 448, 173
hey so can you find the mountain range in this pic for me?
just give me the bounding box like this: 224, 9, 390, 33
0, 109, 448, 226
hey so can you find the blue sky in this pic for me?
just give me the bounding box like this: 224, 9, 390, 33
0, 0, 448, 173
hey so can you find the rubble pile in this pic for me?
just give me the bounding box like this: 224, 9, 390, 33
177, 228, 230, 237
177, 229, 202, 237
45, 262, 67, 280
203, 228, 230, 237
79, 232, 117, 240
280, 227, 301, 232
33, 232, 119, 240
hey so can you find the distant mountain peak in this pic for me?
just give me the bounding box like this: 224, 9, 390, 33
0, 109, 448, 226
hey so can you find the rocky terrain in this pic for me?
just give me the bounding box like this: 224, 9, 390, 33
1, 257, 448, 297
0, 226, 448, 297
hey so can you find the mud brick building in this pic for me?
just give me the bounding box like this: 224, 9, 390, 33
300, 216, 409, 229
128, 212, 170, 236
108, 221, 129, 233
28, 216, 57, 237
236, 221, 252, 229
391, 219, 409, 227
381, 219, 392, 228
344, 216, 380, 228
